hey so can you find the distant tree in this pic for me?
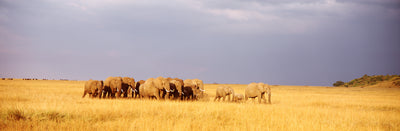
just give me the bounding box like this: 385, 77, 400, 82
333, 81, 345, 87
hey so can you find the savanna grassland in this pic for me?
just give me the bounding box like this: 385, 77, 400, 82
0, 79, 399, 130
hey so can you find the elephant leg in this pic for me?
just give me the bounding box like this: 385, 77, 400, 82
261, 94, 267, 104
268, 93, 271, 104
214, 96, 218, 101
258, 94, 262, 103
98, 91, 102, 99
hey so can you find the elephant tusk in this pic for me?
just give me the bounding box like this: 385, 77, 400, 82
200, 89, 205, 92
135, 89, 138, 92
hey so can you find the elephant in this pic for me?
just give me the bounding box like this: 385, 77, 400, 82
103, 76, 123, 98
233, 93, 244, 102
183, 79, 205, 100
140, 77, 170, 100
245, 82, 271, 104
181, 85, 194, 100
82, 80, 103, 98
168, 79, 183, 100
183, 79, 196, 100
214, 86, 235, 102
139, 78, 159, 99
133, 80, 145, 98
158, 77, 172, 99
118, 77, 135, 98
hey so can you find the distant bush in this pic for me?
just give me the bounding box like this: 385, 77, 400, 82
333, 81, 344, 87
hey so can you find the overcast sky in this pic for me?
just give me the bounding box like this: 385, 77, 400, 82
1, 0, 399, 86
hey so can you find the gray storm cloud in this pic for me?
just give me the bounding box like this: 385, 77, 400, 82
0, 0, 399, 86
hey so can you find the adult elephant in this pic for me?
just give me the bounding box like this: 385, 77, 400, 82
157, 77, 171, 99
183, 79, 205, 100
103, 76, 122, 98
140, 77, 170, 100
133, 80, 145, 98
245, 82, 271, 104
118, 77, 135, 98
82, 80, 103, 98
181, 85, 193, 100
214, 86, 235, 102
168, 79, 183, 100
183, 79, 196, 100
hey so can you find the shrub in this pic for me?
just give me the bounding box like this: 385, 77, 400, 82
333, 81, 345, 87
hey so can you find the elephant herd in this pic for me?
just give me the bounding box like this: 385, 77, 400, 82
83, 77, 271, 104
82, 76, 205, 101
214, 82, 271, 104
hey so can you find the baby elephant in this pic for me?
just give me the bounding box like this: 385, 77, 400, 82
233, 94, 244, 102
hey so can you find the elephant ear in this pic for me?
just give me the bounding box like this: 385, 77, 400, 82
264, 84, 271, 94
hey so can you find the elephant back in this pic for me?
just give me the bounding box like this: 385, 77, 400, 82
84, 79, 94, 90
245, 83, 258, 93
111, 77, 122, 85
104, 76, 118, 87
173, 78, 184, 86
184, 79, 195, 88
122, 77, 135, 86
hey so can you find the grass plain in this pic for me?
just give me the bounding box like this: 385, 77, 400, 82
0, 79, 399, 130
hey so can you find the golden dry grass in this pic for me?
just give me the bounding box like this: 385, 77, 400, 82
1, 80, 400, 130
